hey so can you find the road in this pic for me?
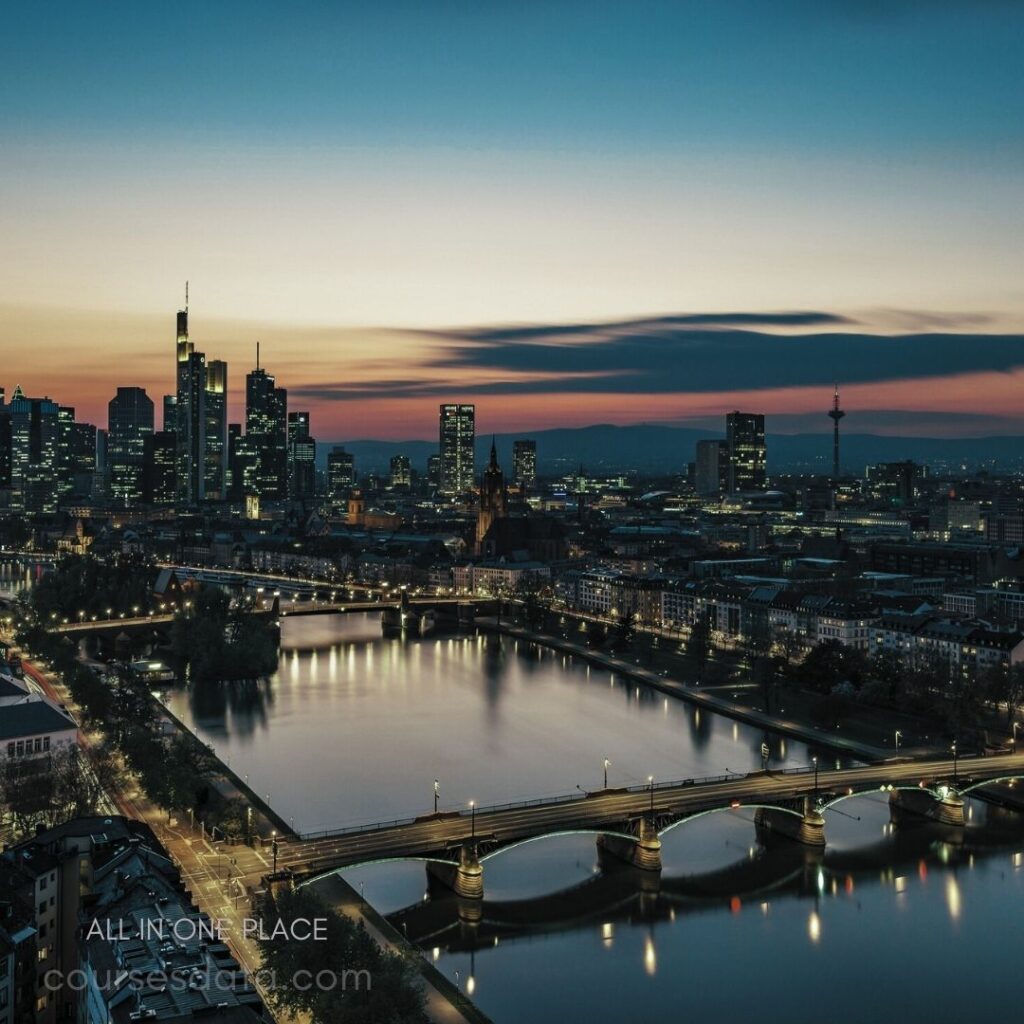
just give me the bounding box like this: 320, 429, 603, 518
274, 751, 1024, 881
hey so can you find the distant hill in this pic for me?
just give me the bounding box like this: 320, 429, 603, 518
316, 423, 1024, 477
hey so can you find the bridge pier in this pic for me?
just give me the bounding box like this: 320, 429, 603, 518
755, 797, 826, 847
425, 844, 484, 900
889, 786, 965, 827
597, 817, 663, 872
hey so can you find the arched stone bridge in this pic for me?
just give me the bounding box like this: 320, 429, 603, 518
272, 751, 1024, 899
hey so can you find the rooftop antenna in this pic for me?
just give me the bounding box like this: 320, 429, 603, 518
185, 280, 189, 311
256, 340, 260, 370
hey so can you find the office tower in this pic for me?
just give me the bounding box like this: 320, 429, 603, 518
68, 421, 98, 498
144, 430, 177, 505
439, 403, 475, 495
512, 439, 537, 490
695, 439, 729, 497
108, 387, 154, 507
56, 405, 77, 500
227, 422, 248, 500
327, 446, 355, 502
725, 411, 767, 492
476, 439, 507, 552
426, 453, 441, 489
9, 388, 60, 513
163, 394, 177, 433
174, 295, 208, 504
245, 356, 288, 499
828, 384, 845, 481
389, 454, 411, 488
287, 410, 316, 500
94, 429, 108, 499
0, 403, 11, 490
203, 359, 228, 500
866, 461, 924, 505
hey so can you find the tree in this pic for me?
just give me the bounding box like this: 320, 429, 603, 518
800, 640, 869, 695
257, 886, 428, 1024
0, 746, 118, 840
686, 611, 713, 671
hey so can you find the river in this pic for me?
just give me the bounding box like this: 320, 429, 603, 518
165, 612, 1024, 1023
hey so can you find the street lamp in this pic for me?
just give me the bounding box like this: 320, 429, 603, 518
604, 758, 611, 790
469, 800, 476, 840
1012, 722, 1019, 747
648, 775, 655, 815
434, 779, 440, 814
271, 830, 278, 874
812, 756, 819, 801
895, 730, 902, 753
951, 740, 958, 785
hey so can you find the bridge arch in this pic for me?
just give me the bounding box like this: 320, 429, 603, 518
478, 828, 639, 863
294, 854, 460, 889
657, 803, 806, 839
959, 775, 1024, 796
820, 784, 947, 812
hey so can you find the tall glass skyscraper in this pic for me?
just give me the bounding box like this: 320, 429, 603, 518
108, 387, 154, 507
9, 388, 60, 513
439, 403, 475, 496
204, 359, 228, 500
725, 411, 767, 492
245, 363, 288, 499
175, 301, 207, 504
512, 439, 537, 489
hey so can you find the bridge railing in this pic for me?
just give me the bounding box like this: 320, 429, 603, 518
297, 764, 821, 842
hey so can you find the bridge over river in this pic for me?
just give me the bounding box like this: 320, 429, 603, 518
264, 751, 1024, 898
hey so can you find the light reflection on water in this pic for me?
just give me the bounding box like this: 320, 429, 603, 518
330, 797, 1024, 1024
166, 613, 815, 832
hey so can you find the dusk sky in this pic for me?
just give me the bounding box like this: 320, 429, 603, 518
2, 1, 1023, 439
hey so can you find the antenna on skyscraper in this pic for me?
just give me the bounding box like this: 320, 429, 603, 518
185, 280, 189, 311
256, 340, 260, 370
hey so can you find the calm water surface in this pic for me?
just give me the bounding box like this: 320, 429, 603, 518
165, 613, 818, 832
166, 612, 1024, 1023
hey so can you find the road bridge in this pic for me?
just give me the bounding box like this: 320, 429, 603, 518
267, 752, 1024, 898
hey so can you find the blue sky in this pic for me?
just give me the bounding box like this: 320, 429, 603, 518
2, 1, 1023, 438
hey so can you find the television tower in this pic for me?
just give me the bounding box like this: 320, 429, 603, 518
828, 384, 845, 481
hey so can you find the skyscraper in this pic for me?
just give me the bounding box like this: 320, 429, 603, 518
287, 410, 316, 500
56, 405, 77, 501
144, 430, 177, 505
174, 294, 207, 504
512, 439, 537, 490
439, 403, 475, 496
108, 387, 154, 507
9, 388, 60, 513
327, 446, 355, 503
203, 360, 228, 500
725, 411, 767, 492
695, 439, 729, 497
426, 454, 441, 490
245, 356, 288, 499
389, 454, 411, 489
0, 395, 12, 492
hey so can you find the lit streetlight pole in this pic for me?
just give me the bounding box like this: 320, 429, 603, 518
895, 730, 902, 753
603, 758, 611, 790
469, 800, 476, 840
648, 775, 655, 815
951, 740, 958, 785
434, 779, 440, 815
271, 830, 278, 875
812, 756, 819, 801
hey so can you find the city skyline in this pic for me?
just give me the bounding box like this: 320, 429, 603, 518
2, 2, 1023, 440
